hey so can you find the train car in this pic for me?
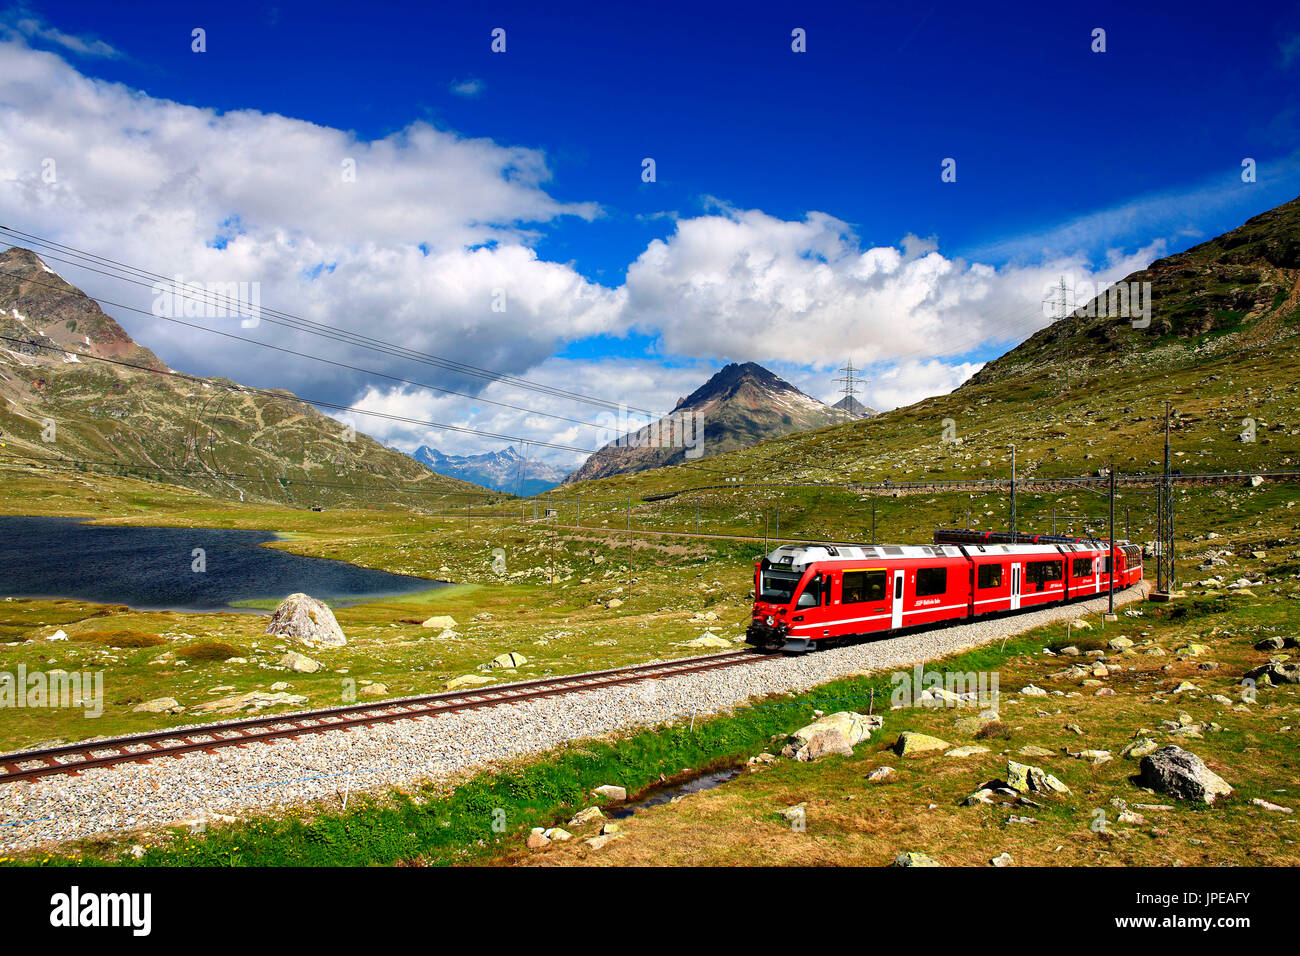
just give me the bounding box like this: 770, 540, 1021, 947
749, 543, 971, 652
747, 532, 1142, 653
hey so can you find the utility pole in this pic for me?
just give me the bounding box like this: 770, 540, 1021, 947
1107, 464, 1116, 619
834, 359, 867, 416
1009, 444, 1017, 538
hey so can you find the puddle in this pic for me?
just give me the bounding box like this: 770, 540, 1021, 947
610, 766, 742, 819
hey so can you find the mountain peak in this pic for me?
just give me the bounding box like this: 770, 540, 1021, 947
566, 360, 840, 483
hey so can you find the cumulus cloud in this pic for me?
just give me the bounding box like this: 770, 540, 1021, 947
0, 34, 1191, 472
620, 207, 1159, 368
0, 38, 614, 410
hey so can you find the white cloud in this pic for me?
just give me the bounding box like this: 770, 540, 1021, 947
1, 10, 118, 58
0, 38, 617, 409
450, 77, 485, 97
619, 206, 1160, 368
0, 33, 1248, 475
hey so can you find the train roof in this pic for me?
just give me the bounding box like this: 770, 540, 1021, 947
763, 543, 965, 569
763, 540, 1118, 571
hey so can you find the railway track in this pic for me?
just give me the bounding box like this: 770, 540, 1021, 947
0, 649, 765, 786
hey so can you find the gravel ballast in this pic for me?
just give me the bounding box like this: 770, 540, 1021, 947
0, 585, 1148, 853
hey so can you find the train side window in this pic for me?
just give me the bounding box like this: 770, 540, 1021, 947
843, 570, 886, 603
1104, 556, 1112, 574
1072, 558, 1093, 577
1026, 560, 1063, 585
916, 567, 947, 597
977, 564, 1002, 589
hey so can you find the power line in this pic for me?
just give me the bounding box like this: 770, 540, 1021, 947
0, 332, 598, 455
0, 226, 665, 418
0, 268, 605, 433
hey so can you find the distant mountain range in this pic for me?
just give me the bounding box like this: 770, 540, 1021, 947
409, 444, 569, 495
565, 361, 852, 483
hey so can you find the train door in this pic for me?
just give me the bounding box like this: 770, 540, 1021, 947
1009, 564, 1021, 610
890, 569, 905, 628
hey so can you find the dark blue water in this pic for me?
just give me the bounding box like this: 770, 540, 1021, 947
0, 516, 441, 612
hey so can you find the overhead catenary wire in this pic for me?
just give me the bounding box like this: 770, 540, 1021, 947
0, 226, 666, 418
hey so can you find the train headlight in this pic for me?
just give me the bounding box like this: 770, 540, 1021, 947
765, 615, 775, 626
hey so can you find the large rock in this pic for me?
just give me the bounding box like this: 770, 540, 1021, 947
1139, 746, 1233, 804
1006, 760, 1070, 795
192, 691, 308, 714
893, 731, 950, 756
893, 851, 942, 867
593, 784, 627, 801
132, 697, 182, 714
444, 674, 494, 690
421, 615, 458, 629
789, 712, 879, 749
264, 593, 346, 647
490, 652, 528, 669
279, 651, 322, 674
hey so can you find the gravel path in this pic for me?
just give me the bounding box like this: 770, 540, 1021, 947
0, 585, 1148, 854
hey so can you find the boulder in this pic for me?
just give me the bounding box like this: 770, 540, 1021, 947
593, 784, 627, 801
685, 633, 732, 648
359, 682, 389, 697
490, 652, 528, 669
568, 807, 604, 826
1139, 746, 1233, 804
584, 833, 623, 850
192, 691, 307, 714
264, 593, 346, 647
444, 674, 494, 690
421, 615, 458, 629
1121, 737, 1160, 760
279, 651, 322, 674
945, 745, 990, 758
1017, 745, 1055, 758
132, 697, 182, 714
605, 599, 624, 609
543, 827, 573, 841
1006, 760, 1070, 795
1020, 684, 1049, 697
893, 851, 942, 867
893, 731, 950, 756
526, 829, 550, 849
866, 766, 894, 782
785, 712, 878, 756
1108, 636, 1135, 650
990, 852, 1014, 867
784, 728, 854, 762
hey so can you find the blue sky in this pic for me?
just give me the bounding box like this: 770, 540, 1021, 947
3, 1, 1300, 464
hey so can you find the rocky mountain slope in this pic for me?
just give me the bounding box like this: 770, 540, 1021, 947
565, 362, 850, 483
970, 194, 1300, 387
0, 247, 485, 509
555, 195, 1300, 513
410, 444, 568, 496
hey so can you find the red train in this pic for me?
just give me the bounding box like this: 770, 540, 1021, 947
746, 529, 1143, 652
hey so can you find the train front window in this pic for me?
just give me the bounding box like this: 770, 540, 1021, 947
760, 568, 802, 603
796, 575, 822, 608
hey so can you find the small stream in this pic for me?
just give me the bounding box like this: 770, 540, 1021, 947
609, 766, 743, 819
